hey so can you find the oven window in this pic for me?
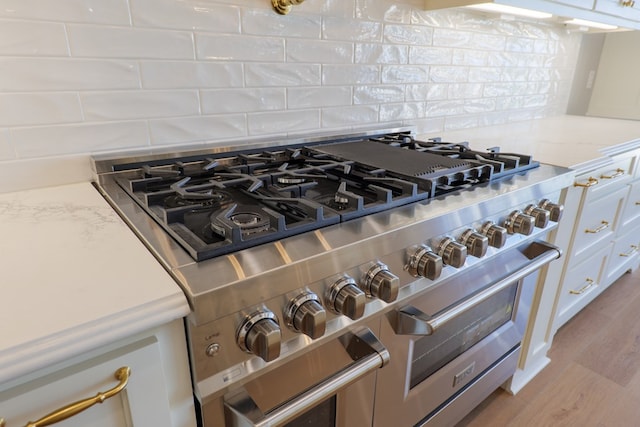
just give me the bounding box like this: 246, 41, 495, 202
409, 282, 518, 389
283, 396, 336, 427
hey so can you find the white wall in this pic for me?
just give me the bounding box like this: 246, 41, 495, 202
0, 0, 582, 162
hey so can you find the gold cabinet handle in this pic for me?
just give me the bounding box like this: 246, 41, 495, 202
621, 0, 635, 7
620, 245, 639, 257
585, 220, 609, 234
600, 168, 625, 179
272, 0, 304, 14
634, 201, 640, 205
24, 367, 131, 427
574, 177, 599, 187
569, 278, 595, 295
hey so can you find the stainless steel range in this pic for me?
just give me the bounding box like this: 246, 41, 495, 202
92, 127, 573, 427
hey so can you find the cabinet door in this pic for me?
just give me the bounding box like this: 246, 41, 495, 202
605, 228, 640, 285
0, 337, 172, 427
595, 0, 640, 20
618, 179, 640, 235
553, 0, 595, 9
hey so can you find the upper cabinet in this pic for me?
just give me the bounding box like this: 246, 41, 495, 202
423, 0, 640, 30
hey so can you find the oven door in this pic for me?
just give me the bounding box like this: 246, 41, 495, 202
222, 326, 389, 427
373, 241, 560, 427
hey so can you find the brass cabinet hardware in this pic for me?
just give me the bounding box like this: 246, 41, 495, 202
574, 177, 599, 188
569, 278, 595, 295
1, 417, 5, 427
585, 220, 609, 234
24, 366, 131, 427
620, 245, 639, 257
600, 168, 625, 179
272, 0, 305, 15
621, 0, 635, 7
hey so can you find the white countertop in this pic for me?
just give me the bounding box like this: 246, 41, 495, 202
0, 182, 190, 384
420, 115, 640, 172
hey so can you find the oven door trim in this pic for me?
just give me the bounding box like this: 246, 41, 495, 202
392, 241, 561, 336
223, 327, 389, 427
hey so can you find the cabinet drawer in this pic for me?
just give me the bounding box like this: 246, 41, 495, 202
0, 337, 172, 427
619, 179, 640, 235
575, 157, 633, 203
555, 243, 612, 329
606, 229, 640, 285
571, 185, 627, 264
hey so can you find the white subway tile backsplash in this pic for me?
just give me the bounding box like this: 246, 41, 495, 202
0, 93, 82, 126
140, 61, 243, 89
246, 63, 321, 87
0, 20, 68, 56
248, 110, 319, 135
354, 85, 404, 104
287, 40, 353, 63
322, 65, 380, 85
323, 17, 383, 42
242, 9, 321, 38
202, 88, 285, 114
321, 105, 378, 128
429, 66, 468, 83
355, 43, 407, 65
381, 65, 428, 83
383, 25, 432, 45
409, 46, 451, 65
68, 25, 194, 59
0, 58, 140, 91
11, 121, 149, 158
0, 2, 582, 161
380, 101, 424, 121
288, 87, 351, 109
0, 0, 130, 24
131, 0, 240, 33
0, 129, 14, 160
196, 34, 284, 61
82, 90, 199, 120
149, 115, 246, 145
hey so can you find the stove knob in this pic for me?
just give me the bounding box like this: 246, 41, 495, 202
539, 199, 564, 222
284, 292, 326, 339
362, 262, 399, 303
524, 204, 550, 228
236, 310, 281, 362
326, 276, 366, 320
436, 237, 467, 268
408, 245, 443, 280
459, 229, 489, 258
504, 210, 535, 236
480, 221, 507, 248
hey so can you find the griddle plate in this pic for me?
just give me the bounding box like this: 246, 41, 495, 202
313, 141, 475, 179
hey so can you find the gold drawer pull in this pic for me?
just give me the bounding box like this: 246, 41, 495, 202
24, 367, 131, 427
620, 245, 639, 257
600, 168, 625, 179
569, 278, 595, 295
574, 177, 599, 187
622, 0, 635, 7
635, 201, 640, 205
585, 220, 609, 234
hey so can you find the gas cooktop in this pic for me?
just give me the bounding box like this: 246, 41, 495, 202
107, 130, 539, 262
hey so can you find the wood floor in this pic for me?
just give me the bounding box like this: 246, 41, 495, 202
457, 268, 640, 427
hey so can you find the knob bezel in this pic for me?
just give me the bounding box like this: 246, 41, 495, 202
362, 261, 399, 303
407, 244, 443, 280
284, 291, 326, 338
479, 221, 508, 248
236, 310, 280, 354
436, 236, 467, 268
459, 229, 489, 258
504, 210, 535, 235
325, 276, 366, 319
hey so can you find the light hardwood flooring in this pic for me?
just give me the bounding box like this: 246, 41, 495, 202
457, 268, 640, 427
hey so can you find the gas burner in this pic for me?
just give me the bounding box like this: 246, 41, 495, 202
164, 190, 230, 209
210, 205, 272, 241
276, 175, 308, 185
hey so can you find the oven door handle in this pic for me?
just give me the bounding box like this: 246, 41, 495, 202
394, 240, 562, 336
223, 327, 390, 427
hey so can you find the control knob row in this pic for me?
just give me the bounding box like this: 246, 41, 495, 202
236, 263, 400, 362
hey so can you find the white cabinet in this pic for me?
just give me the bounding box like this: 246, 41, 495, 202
550, 151, 640, 332
0, 320, 196, 427
423, 0, 640, 30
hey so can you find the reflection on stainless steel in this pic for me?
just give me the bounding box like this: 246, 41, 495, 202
92, 127, 574, 426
